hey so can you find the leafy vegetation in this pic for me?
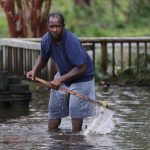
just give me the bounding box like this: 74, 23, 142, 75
1, 0, 150, 37
95, 53, 150, 86
50, 0, 150, 37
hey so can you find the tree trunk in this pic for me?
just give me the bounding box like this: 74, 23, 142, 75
0, 0, 52, 37
0, 0, 17, 37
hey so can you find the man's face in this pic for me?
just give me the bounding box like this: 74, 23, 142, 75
48, 17, 64, 41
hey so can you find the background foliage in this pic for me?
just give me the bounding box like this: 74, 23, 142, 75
0, 0, 150, 37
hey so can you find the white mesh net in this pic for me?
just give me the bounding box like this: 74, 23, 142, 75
84, 107, 114, 135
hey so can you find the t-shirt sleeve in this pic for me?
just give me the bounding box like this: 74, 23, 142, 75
66, 39, 87, 67
40, 37, 51, 61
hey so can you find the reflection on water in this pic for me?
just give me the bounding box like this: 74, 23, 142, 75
0, 83, 150, 150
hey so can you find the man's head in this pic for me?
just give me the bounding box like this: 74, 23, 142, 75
47, 12, 65, 42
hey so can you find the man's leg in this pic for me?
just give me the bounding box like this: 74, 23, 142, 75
48, 73, 69, 131
71, 118, 83, 132
69, 80, 95, 132
48, 119, 61, 131
48, 88, 69, 131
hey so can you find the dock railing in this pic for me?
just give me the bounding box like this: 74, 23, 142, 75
0, 37, 150, 80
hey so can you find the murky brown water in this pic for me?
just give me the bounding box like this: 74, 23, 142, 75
0, 83, 150, 150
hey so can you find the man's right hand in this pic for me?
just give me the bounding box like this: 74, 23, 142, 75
50, 79, 62, 90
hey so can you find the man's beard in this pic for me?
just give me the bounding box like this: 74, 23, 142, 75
50, 32, 63, 42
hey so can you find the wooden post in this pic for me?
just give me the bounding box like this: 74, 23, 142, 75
128, 42, 131, 67
144, 42, 147, 67
121, 42, 124, 70
101, 42, 107, 75
112, 43, 115, 76
0, 47, 2, 70
136, 42, 139, 72
3, 46, 8, 71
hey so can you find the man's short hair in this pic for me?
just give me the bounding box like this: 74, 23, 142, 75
48, 12, 65, 25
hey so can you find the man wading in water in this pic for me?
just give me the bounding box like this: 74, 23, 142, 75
26, 12, 95, 132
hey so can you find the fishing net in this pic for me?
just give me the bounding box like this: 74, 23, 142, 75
84, 106, 114, 135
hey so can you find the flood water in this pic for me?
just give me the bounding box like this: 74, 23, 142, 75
0, 83, 150, 150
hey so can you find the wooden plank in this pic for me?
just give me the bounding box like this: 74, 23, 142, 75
0, 39, 40, 50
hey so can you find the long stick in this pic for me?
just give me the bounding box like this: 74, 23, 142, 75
35, 77, 112, 110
